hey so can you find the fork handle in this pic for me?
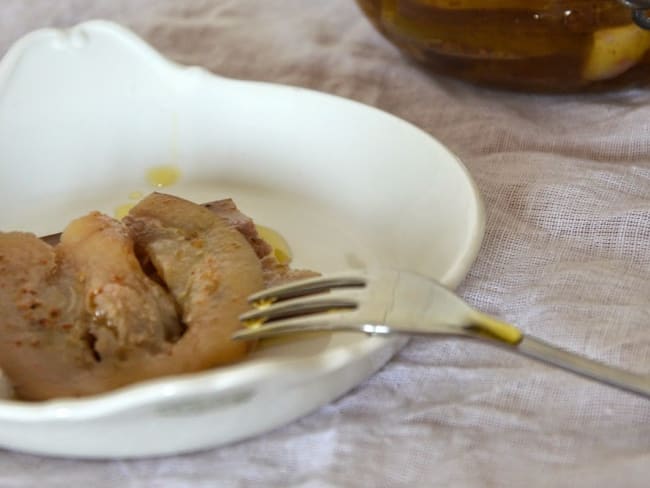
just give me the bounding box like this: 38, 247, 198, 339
462, 312, 650, 399
502, 335, 650, 399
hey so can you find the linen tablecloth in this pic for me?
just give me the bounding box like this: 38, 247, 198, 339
1, 1, 649, 486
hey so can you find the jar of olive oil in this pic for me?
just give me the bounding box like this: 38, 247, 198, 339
355, 0, 650, 91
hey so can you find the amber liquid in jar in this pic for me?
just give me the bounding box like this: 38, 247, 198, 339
356, 0, 650, 91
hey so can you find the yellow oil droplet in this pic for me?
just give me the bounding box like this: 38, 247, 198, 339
146, 165, 181, 188
114, 203, 135, 220
244, 318, 266, 330
129, 191, 143, 200
256, 225, 292, 264
254, 298, 276, 310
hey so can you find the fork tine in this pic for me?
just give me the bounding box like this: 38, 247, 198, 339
232, 313, 366, 341
247, 273, 367, 304
240, 294, 358, 323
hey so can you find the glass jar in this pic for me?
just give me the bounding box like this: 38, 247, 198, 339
355, 0, 650, 91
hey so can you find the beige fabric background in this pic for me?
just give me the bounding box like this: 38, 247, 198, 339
1, 1, 650, 486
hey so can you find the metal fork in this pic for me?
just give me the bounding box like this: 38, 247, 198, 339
234, 268, 650, 399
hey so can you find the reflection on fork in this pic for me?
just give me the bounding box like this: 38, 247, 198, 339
234, 268, 650, 400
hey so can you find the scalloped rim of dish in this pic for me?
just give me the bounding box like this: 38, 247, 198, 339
0, 20, 485, 421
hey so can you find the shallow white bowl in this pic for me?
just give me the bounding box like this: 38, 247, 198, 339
0, 21, 484, 458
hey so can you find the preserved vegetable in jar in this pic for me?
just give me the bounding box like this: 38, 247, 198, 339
355, 0, 650, 91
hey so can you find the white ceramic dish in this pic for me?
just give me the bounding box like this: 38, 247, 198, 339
0, 21, 484, 459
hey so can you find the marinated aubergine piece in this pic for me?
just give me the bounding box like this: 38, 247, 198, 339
0, 233, 85, 400
61, 213, 183, 357
204, 198, 319, 286
0, 194, 301, 401
204, 198, 273, 259
40, 198, 275, 256
0, 214, 183, 400
125, 193, 265, 369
